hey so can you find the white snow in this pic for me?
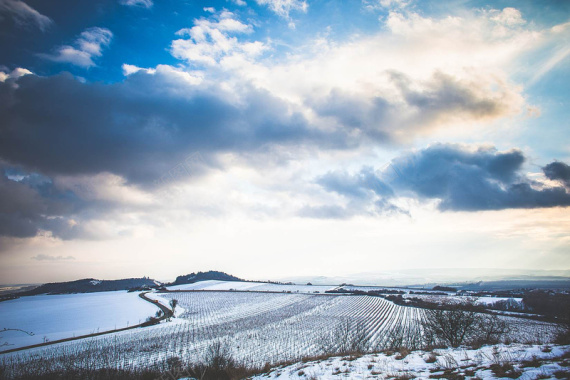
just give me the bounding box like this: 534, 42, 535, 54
146, 292, 186, 317
251, 344, 570, 379
2, 291, 555, 371
0, 291, 158, 350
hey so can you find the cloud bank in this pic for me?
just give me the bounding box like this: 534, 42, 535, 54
310, 144, 570, 216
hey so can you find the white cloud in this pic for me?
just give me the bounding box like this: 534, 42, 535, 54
363, 0, 408, 11
0, 0, 52, 31
54, 173, 154, 207
163, 7, 567, 145
171, 10, 264, 67
122, 63, 156, 76
0, 67, 32, 82
43, 27, 113, 68
208, 8, 541, 141
119, 0, 153, 8
230, 0, 247, 6
255, 0, 307, 27
490, 7, 525, 27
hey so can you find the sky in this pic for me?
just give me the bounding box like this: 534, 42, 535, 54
0, 0, 569, 284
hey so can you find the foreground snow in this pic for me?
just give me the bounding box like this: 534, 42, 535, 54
0, 291, 157, 349
251, 344, 570, 379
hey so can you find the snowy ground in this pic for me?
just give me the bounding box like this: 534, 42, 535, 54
167, 280, 336, 293
251, 344, 570, 379
0, 291, 561, 378
0, 291, 157, 349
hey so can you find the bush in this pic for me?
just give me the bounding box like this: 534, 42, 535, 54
421, 300, 508, 348
318, 318, 371, 354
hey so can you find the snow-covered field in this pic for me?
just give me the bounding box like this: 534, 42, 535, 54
401, 293, 524, 306
167, 280, 336, 293
1, 290, 557, 377
338, 285, 451, 294
0, 291, 157, 349
251, 344, 570, 379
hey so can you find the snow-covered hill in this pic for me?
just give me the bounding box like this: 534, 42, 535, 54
251, 344, 570, 379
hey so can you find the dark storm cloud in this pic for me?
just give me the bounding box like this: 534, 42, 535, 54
543, 161, 570, 188
390, 145, 570, 211
0, 0, 52, 31
308, 144, 570, 217
0, 69, 335, 240
0, 70, 323, 187
0, 167, 78, 238
0, 163, 143, 240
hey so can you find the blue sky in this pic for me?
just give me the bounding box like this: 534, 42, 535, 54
0, 0, 569, 283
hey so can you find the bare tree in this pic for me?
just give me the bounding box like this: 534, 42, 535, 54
421, 300, 509, 348
421, 302, 480, 347
169, 299, 178, 315
204, 340, 235, 371
319, 318, 370, 354
475, 314, 510, 346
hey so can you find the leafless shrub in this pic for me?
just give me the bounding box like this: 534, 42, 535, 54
421, 300, 508, 348
318, 318, 371, 355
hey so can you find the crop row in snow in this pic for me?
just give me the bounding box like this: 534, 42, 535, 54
0, 291, 558, 378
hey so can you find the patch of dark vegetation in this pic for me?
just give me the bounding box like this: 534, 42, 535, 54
523, 290, 570, 324
489, 363, 522, 379
19, 278, 159, 296
326, 288, 405, 295
520, 356, 543, 368
172, 271, 242, 286
424, 353, 438, 363
0, 295, 19, 303
432, 286, 457, 292
553, 370, 570, 379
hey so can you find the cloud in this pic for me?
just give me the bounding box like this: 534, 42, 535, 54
0, 0, 52, 31
0, 67, 319, 187
0, 168, 79, 239
222, 7, 547, 142
309, 144, 570, 216
230, 0, 247, 6
311, 70, 523, 143
362, 0, 409, 11
31, 254, 75, 261
543, 161, 570, 188
301, 167, 406, 218
1, 7, 568, 241
119, 0, 152, 8
171, 10, 263, 67
42, 27, 113, 68
255, 0, 308, 22
489, 7, 525, 27
0, 163, 158, 241
0, 67, 32, 84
